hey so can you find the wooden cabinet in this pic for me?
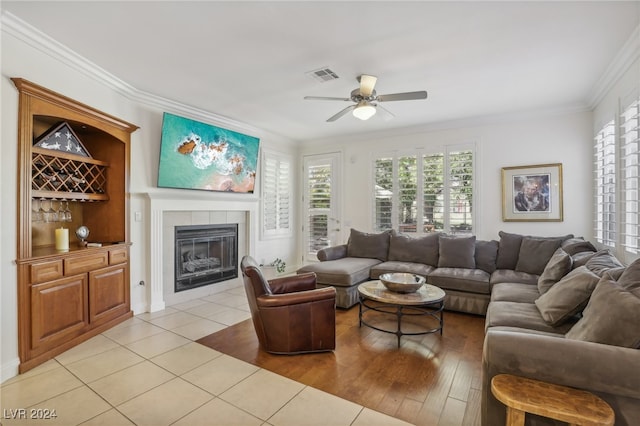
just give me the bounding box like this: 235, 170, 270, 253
13, 79, 138, 373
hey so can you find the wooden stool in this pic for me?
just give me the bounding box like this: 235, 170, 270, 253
490, 374, 615, 426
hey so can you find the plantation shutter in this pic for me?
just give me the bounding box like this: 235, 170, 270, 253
620, 98, 639, 255
397, 156, 418, 232
306, 162, 332, 253
373, 145, 474, 234
594, 119, 616, 247
423, 153, 444, 232
374, 157, 393, 231
447, 149, 474, 234
261, 152, 291, 237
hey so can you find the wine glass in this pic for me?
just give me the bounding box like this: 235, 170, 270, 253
64, 200, 72, 222
58, 199, 68, 222
39, 198, 49, 223
32, 198, 42, 222
46, 199, 58, 223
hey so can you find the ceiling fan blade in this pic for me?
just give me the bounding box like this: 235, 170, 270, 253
359, 74, 377, 97
377, 91, 428, 102
376, 104, 396, 120
304, 96, 351, 101
327, 105, 356, 122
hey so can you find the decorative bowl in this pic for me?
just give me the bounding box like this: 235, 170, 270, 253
379, 273, 426, 293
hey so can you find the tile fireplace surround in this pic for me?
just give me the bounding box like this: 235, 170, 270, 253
147, 193, 258, 311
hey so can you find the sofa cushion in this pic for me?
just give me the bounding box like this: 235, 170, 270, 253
388, 231, 440, 266
491, 282, 540, 304
485, 301, 575, 335
537, 248, 572, 294
496, 231, 523, 270
347, 229, 390, 261
428, 267, 491, 294
490, 269, 538, 286
296, 257, 381, 287
616, 257, 640, 295
438, 235, 476, 269
475, 240, 499, 274
584, 250, 624, 277
566, 278, 640, 348
370, 261, 435, 280
516, 237, 563, 275
534, 266, 601, 326
561, 237, 597, 256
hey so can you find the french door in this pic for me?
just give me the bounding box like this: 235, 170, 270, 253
303, 153, 341, 263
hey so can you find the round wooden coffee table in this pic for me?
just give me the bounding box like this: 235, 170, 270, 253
358, 280, 445, 347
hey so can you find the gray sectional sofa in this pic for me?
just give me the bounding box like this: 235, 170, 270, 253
297, 228, 640, 425
297, 229, 582, 313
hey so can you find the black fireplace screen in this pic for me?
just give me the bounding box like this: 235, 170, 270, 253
174, 224, 238, 292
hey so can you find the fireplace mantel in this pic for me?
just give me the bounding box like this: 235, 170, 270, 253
145, 192, 258, 312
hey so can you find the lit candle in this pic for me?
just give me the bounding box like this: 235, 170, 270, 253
55, 227, 69, 251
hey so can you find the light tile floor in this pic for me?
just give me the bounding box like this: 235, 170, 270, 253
1, 283, 411, 426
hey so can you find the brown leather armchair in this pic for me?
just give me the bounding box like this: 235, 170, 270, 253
240, 256, 336, 354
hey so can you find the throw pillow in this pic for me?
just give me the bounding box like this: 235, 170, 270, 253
347, 229, 390, 261
438, 235, 476, 269
566, 278, 640, 348
516, 237, 563, 275
561, 237, 597, 256
616, 257, 640, 295
584, 250, 624, 277
537, 248, 572, 294
475, 240, 499, 274
388, 231, 440, 266
534, 266, 601, 326
496, 231, 523, 270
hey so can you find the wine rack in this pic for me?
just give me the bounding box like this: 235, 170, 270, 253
31, 147, 109, 201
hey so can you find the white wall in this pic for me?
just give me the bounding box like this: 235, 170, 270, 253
0, 23, 298, 381
299, 109, 594, 245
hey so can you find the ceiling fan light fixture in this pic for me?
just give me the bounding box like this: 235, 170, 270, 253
352, 101, 376, 120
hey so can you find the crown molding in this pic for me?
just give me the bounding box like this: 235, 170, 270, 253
588, 24, 640, 108
0, 11, 274, 139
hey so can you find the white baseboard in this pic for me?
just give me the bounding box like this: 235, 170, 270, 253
1, 357, 20, 384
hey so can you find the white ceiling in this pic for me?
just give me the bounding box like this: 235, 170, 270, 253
3, 1, 639, 142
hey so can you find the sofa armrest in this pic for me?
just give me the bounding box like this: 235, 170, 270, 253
318, 244, 348, 261
483, 329, 640, 398
482, 329, 640, 425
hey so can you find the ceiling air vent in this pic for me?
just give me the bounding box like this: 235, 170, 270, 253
306, 67, 339, 83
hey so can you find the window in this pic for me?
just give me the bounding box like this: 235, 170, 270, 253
373, 145, 474, 234
593, 95, 640, 262
261, 151, 291, 238
593, 119, 617, 247
620, 98, 639, 256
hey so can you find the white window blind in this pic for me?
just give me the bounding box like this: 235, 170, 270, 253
593, 119, 617, 247
374, 157, 393, 232
447, 149, 474, 234
620, 99, 639, 255
306, 162, 332, 252
398, 156, 418, 233
261, 152, 291, 238
373, 145, 474, 234
423, 153, 444, 232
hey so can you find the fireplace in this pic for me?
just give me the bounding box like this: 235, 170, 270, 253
174, 224, 238, 292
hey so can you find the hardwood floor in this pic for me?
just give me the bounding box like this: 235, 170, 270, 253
197, 305, 486, 426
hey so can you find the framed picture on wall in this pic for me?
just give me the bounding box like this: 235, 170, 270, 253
501, 163, 563, 222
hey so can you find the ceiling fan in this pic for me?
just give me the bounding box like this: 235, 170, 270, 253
304, 74, 428, 122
